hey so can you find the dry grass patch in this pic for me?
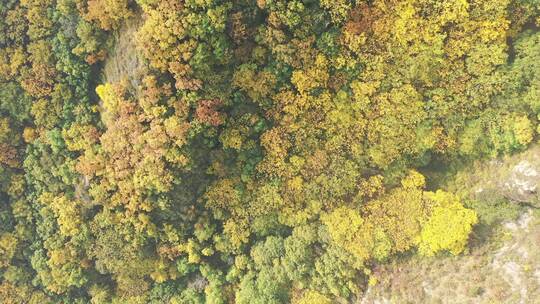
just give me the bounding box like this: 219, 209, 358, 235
102, 15, 146, 96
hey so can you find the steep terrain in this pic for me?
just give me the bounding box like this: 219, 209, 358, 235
361, 209, 540, 304
361, 146, 540, 304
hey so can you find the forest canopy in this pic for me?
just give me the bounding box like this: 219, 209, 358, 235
0, 0, 539, 303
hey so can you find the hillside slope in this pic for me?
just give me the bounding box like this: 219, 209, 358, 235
361, 147, 540, 304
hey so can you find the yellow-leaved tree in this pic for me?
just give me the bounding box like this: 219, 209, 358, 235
418, 190, 478, 256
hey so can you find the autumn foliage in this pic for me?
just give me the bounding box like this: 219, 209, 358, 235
0, 0, 539, 303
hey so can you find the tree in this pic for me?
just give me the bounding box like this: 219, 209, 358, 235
82, 0, 133, 31
0, 0, 537, 302
418, 190, 478, 256
295, 290, 332, 304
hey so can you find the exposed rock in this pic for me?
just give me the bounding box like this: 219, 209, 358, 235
465, 146, 540, 208
492, 210, 535, 304
501, 160, 540, 205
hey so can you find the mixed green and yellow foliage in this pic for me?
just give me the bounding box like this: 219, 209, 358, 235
0, 0, 539, 302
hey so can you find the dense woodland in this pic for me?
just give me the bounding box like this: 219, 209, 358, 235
0, 0, 539, 303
